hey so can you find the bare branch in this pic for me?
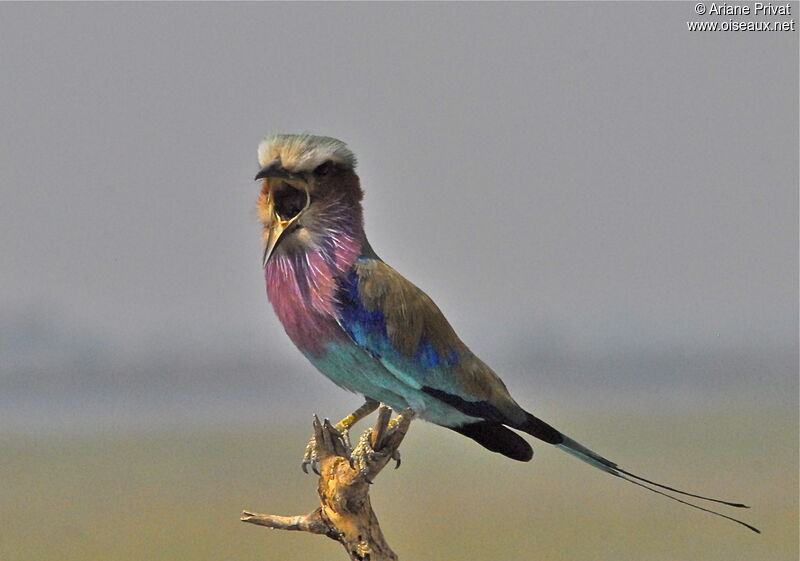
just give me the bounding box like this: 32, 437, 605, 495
240, 510, 329, 535
242, 405, 414, 561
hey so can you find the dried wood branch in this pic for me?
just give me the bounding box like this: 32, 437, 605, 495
242, 405, 414, 561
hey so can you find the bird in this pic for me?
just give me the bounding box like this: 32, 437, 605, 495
254, 133, 758, 533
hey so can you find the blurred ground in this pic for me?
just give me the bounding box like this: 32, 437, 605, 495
1, 399, 795, 561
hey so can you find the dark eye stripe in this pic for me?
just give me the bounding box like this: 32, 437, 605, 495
313, 160, 334, 176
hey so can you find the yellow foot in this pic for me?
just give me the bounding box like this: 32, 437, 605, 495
350, 407, 414, 481
301, 399, 379, 474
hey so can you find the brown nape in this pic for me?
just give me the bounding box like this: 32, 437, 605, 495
318, 167, 363, 204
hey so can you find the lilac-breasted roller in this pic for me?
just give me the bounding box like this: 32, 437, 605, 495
254, 134, 757, 533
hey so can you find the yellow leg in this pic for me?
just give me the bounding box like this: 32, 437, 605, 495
334, 399, 380, 432
386, 412, 410, 431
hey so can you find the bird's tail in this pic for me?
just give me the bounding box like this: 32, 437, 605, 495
520, 412, 760, 534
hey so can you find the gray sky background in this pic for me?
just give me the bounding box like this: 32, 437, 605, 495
0, 3, 797, 430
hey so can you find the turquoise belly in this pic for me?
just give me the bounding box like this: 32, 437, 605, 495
305, 341, 474, 427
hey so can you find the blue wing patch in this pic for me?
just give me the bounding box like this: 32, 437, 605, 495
336, 268, 386, 356
335, 268, 459, 383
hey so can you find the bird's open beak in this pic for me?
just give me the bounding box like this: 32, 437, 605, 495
256, 161, 311, 266
262, 204, 306, 266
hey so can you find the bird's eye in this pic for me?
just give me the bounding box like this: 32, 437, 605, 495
273, 184, 307, 221
313, 160, 334, 177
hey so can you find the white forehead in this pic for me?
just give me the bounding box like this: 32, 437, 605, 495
257, 134, 357, 172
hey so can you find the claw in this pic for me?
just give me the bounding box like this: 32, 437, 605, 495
299, 402, 388, 477
301, 453, 321, 475
392, 449, 401, 469
301, 435, 318, 475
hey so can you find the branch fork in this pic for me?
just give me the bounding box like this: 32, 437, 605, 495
242, 405, 413, 561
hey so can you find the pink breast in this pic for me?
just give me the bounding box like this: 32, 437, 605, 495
265, 241, 359, 356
